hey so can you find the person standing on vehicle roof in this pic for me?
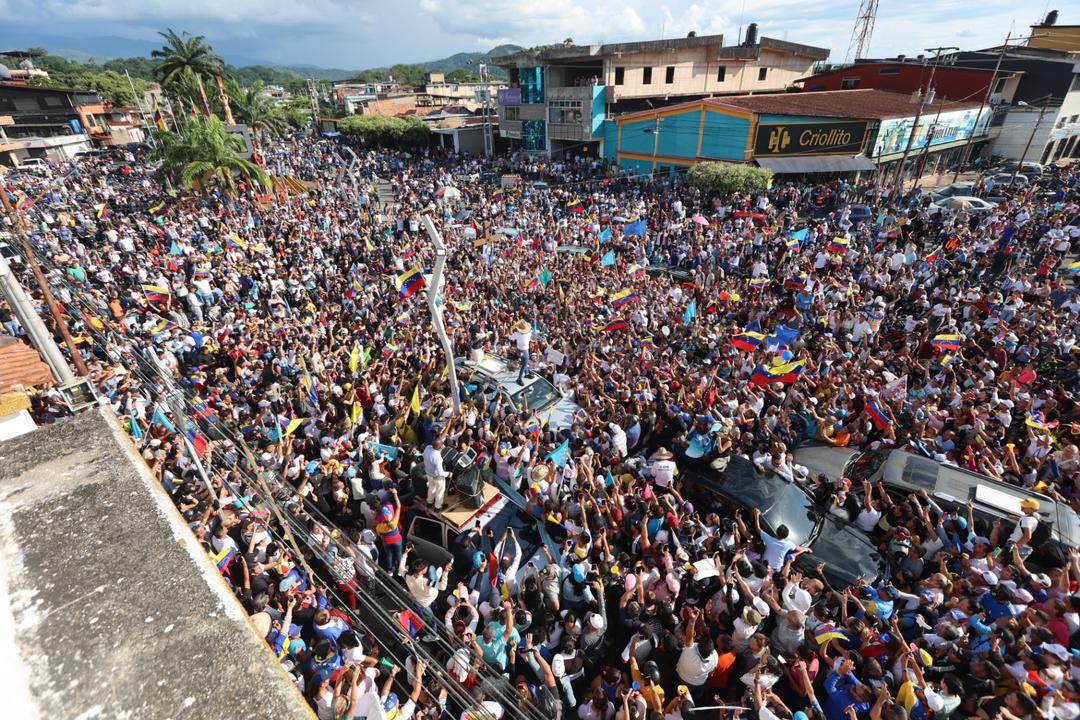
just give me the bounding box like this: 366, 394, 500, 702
423, 434, 452, 510
511, 318, 533, 385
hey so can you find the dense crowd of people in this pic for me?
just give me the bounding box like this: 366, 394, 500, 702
3, 136, 1079, 720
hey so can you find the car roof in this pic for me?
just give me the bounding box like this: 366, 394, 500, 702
457, 354, 558, 396
877, 450, 1078, 545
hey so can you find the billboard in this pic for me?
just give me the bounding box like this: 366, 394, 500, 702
497, 88, 521, 107
871, 107, 991, 158
754, 120, 868, 157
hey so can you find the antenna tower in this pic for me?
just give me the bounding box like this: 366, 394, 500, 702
846, 0, 880, 62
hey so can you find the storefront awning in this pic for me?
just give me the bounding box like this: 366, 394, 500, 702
755, 155, 877, 174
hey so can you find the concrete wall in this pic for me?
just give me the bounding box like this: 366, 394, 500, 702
992, 93, 1080, 161
603, 47, 816, 101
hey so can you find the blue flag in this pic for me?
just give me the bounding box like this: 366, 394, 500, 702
130, 416, 144, 440
683, 299, 697, 326
598, 228, 613, 243
600, 250, 616, 267
623, 219, 647, 237
151, 406, 176, 432
766, 324, 800, 349
547, 440, 570, 468
169, 240, 183, 255
789, 228, 809, 243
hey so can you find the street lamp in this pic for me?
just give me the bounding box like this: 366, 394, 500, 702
1011, 95, 1054, 185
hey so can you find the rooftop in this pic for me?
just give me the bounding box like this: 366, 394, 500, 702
712, 88, 984, 119
0, 336, 54, 393
495, 34, 828, 67
0, 408, 313, 720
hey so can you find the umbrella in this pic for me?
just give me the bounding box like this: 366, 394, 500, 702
691, 215, 709, 226
435, 186, 461, 200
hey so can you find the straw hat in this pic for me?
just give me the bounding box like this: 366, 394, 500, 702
514, 319, 531, 334
530, 465, 551, 483
652, 447, 674, 461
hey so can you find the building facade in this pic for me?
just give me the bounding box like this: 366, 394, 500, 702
0, 83, 106, 165
493, 29, 829, 157
600, 89, 989, 181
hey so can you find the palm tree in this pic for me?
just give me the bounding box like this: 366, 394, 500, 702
152, 115, 270, 196
152, 29, 226, 85
228, 81, 288, 145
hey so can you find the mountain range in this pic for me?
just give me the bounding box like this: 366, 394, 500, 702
0, 30, 521, 82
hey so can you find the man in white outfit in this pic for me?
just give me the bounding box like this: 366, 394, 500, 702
423, 436, 452, 510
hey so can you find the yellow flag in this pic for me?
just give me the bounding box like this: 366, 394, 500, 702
410, 384, 421, 414
283, 418, 304, 437
349, 342, 361, 373
351, 402, 363, 425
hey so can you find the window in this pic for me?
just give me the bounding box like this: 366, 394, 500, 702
841, 77, 861, 89
614, 66, 625, 85
758, 67, 768, 81
879, 68, 900, 75
717, 65, 726, 82
642, 67, 652, 84
993, 78, 1006, 94
665, 66, 675, 84
503, 107, 520, 121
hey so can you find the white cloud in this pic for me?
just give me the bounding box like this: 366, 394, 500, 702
14, 0, 371, 28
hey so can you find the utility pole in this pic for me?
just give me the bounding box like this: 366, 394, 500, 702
420, 215, 462, 414
0, 253, 75, 386
889, 46, 957, 192
478, 63, 494, 157
0, 189, 89, 377
949, 33, 1029, 183
1012, 96, 1053, 185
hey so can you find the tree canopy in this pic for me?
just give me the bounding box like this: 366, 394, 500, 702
151, 115, 270, 196
687, 162, 774, 195
337, 115, 430, 147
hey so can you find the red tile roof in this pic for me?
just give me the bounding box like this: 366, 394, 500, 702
709, 89, 982, 120
0, 337, 54, 393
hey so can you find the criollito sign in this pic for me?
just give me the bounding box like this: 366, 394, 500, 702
753, 120, 869, 156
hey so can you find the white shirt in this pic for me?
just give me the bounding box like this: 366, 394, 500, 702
422, 445, 450, 478
676, 645, 719, 685
651, 459, 677, 488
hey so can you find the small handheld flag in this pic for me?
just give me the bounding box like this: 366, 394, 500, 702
931, 333, 962, 352
866, 400, 893, 431
600, 318, 629, 332
394, 267, 426, 298
749, 360, 805, 387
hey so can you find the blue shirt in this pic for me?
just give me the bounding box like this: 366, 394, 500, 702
824, 672, 870, 720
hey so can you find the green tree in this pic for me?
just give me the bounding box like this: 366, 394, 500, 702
445, 69, 479, 83
687, 162, 773, 195
228, 80, 289, 144
338, 114, 430, 147
151, 115, 270, 195
152, 29, 226, 90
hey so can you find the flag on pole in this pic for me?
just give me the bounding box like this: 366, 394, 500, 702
129, 416, 144, 440
623, 219, 647, 237
610, 289, 638, 308
349, 342, 361, 373
683, 299, 697, 326
600, 250, 616, 267
749, 360, 806, 387
627, 264, 645, 279
141, 284, 171, 304
95, 204, 109, 221
732, 321, 766, 352
526, 269, 553, 288
1026, 412, 1059, 433
410, 384, 421, 414
394, 267, 426, 298
931, 333, 963, 352
827, 237, 850, 253
152, 102, 167, 131
547, 440, 570, 468
600, 318, 629, 332
748, 277, 768, 291
226, 233, 248, 250
566, 198, 585, 213
151, 406, 176, 432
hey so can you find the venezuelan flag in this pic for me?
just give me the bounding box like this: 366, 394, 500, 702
731, 321, 765, 352
784, 276, 807, 291
192, 266, 210, 280
785, 236, 801, 250
566, 198, 585, 213
749, 277, 768, 291
212, 546, 237, 573
827, 237, 850, 253
226, 233, 248, 250
1063, 260, 1080, 275
627, 264, 645, 279
395, 267, 426, 298
95, 204, 108, 221
610, 289, 638, 308
141, 284, 171, 304
150, 317, 177, 337
866, 400, 892, 430
814, 624, 851, 645
491, 192, 504, 203
931, 333, 962, 352
601, 318, 629, 332
148, 202, 168, 218
1026, 412, 1059, 433
523, 417, 541, 435
749, 359, 805, 387
271, 323, 287, 337
382, 343, 398, 357
925, 246, 943, 263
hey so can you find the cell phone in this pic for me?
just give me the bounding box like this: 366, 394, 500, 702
632, 682, 640, 691
991, 547, 1003, 557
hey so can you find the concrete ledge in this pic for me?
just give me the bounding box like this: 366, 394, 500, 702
0, 407, 314, 720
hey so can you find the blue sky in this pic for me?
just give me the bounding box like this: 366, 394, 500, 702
0, 0, 1050, 68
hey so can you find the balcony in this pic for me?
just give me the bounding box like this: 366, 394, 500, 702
548, 122, 592, 142
545, 85, 602, 103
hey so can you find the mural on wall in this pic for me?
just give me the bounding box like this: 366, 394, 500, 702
871, 107, 991, 158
